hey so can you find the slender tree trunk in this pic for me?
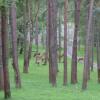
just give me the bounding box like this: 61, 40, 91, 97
1, 5, 11, 99
63, 0, 68, 86
43, 14, 49, 65
45, 1, 49, 66
71, 0, 81, 84
35, 15, 39, 53
47, 0, 52, 83
28, 36, 33, 60
90, 17, 94, 71
87, 4, 94, 79
35, 0, 39, 53
41, 32, 45, 48
28, 0, 34, 60
0, 11, 4, 90
10, 0, 21, 88
41, 24, 45, 48
48, 0, 58, 86
97, 35, 100, 83
91, 40, 94, 71
44, 33, 48, 65
8, 3, 13, 58
58, 8, 62, 63
82, 0, 94, 90
23, 0, 30, 73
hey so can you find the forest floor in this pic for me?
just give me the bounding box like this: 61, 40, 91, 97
0, 57, 100, 100
0, 48, 100, 100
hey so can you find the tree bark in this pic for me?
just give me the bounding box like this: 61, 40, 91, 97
35, 0, 39, 53
27, 0, 34, 68
58, 8, 62, 63
63, 0, 68, 86
43, 11, 49, 65
0, 11, 4, 90
71, 0, 81, 84
23, 0, 31, 73
35, 14, 39, 53
47, 0, 52, 83
10, 0, 21, 88
82, 0, 94, 90
1, 5, 11, 99
48, 0, 58, 86
90, 16, 94, 71
96, 33, 100, 83
28, 0, 34, 60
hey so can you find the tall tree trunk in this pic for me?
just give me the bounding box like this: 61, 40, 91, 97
97, 34, 100, 83
1, 5, 11, 99
71, 0, 81, 84
28, 0, 34, 60
0, 11, 4, 90
41, 30, 45, 48
35, 15, 39, 53
58, 8, 62, 63
23, 0, 31, 73
90, 17, 94, 71
44, 32, 48, 65
91, 39, 94, 71
47, 0, 52, 83
82, 0, 94, 90
8, 4, 13, 58
41, 24, 45, 48
87, 3, 93, 79
48, 0, 58, 86
43, 12, 49, 65
10, 0, 21, 88
63, 0, 68, 86
35, 0, 39, 53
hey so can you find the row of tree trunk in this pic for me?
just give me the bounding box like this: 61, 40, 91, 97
0, 0, 22, 99
47, 0, 99, 91
0, 0, 100, 99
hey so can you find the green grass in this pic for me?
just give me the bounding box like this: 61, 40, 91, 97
77, 46, 85, 57
0, 52, 100, 100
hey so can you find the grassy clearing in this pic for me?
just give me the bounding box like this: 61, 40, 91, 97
0, 53, 100, 100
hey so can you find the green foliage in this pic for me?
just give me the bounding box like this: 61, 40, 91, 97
0, 0, 3, 6
0, 0, 6, 6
